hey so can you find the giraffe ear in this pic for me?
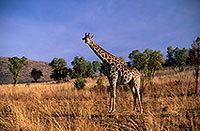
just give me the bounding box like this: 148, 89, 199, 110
91, 35, 94, 39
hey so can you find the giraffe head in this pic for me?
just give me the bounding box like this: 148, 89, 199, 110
82, 33, 94, 45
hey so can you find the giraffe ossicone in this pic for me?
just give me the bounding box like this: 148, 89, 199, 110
82, 33, 143, 114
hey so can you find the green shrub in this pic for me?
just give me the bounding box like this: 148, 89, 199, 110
30, 68, 43, 82
97, 77, 103, 87
74, 76, 87, 90
25, 82, 31, 87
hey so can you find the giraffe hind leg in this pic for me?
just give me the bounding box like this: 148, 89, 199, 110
132, 87, 137, 112
129, 79, 143, 114
129, 81, 137, 112
136, 84, 143, 114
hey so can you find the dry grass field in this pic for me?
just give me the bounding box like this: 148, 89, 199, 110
0, 67, 200, 130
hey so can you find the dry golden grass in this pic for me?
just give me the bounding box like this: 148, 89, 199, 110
0, 67, 200, 130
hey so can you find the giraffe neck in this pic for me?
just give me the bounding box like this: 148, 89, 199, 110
88, 41, 120, 64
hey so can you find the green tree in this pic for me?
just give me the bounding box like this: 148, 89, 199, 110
174, 48, 189, 72
30, 68, 43, 82
71, 56, 88, 78
166, 46, 174, 66
189, 37, 200, 95
129, 49, 165, 78
128, 50, 146, 70
142, 49, 154, 77
86, 61, 94, 77
92, 61, 109, 76
49, 57, 68, 82
147, 50, 165, 78
119, 56, 126, 65
71, 56, 95, 78
92, 60, 101, 74
8, 56, 28, 85
99, 62, 108, 76
166, 46, 189, 72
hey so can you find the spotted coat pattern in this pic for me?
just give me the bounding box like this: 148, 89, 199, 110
82, 33, 143, 113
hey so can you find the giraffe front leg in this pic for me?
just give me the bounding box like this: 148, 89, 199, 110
108, 90, 114, 113
108, 75, 118, 113
112, 85, 116, 113
108, 85, 116, 113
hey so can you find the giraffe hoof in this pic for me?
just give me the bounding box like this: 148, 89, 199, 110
112, 109, 115, 113
108, 109, 115, 113
140, 109, 143, 114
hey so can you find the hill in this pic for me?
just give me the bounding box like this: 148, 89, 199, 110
0, 57, 53, 84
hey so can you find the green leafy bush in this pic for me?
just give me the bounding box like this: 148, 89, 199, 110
74, 76, 87, 90
30, 68, 43, 82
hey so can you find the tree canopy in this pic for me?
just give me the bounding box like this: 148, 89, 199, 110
8, 56, 28, 84
30, 68, 43, 82
92, 60, 102, 74
49, 57, 69, 82
71, 56, 88, 78
129, 49, 165, 78
166, 46, 189, 72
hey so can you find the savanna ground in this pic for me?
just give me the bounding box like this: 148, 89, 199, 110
0, 67, 200, 130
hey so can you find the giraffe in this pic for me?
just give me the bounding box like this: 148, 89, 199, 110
82, 33, 143, 114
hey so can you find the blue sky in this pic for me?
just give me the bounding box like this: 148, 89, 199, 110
0, 0, 200, 67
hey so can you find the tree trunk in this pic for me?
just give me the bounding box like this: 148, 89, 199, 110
14, 73, 19, 85
14, 77, 18, 85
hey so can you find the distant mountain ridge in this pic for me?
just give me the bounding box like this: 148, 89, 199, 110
0, 57, 53, 84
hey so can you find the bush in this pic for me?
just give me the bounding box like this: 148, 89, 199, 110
30, 68, 43, 82
97, 77, 103, 87
74, 76, 87, 90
